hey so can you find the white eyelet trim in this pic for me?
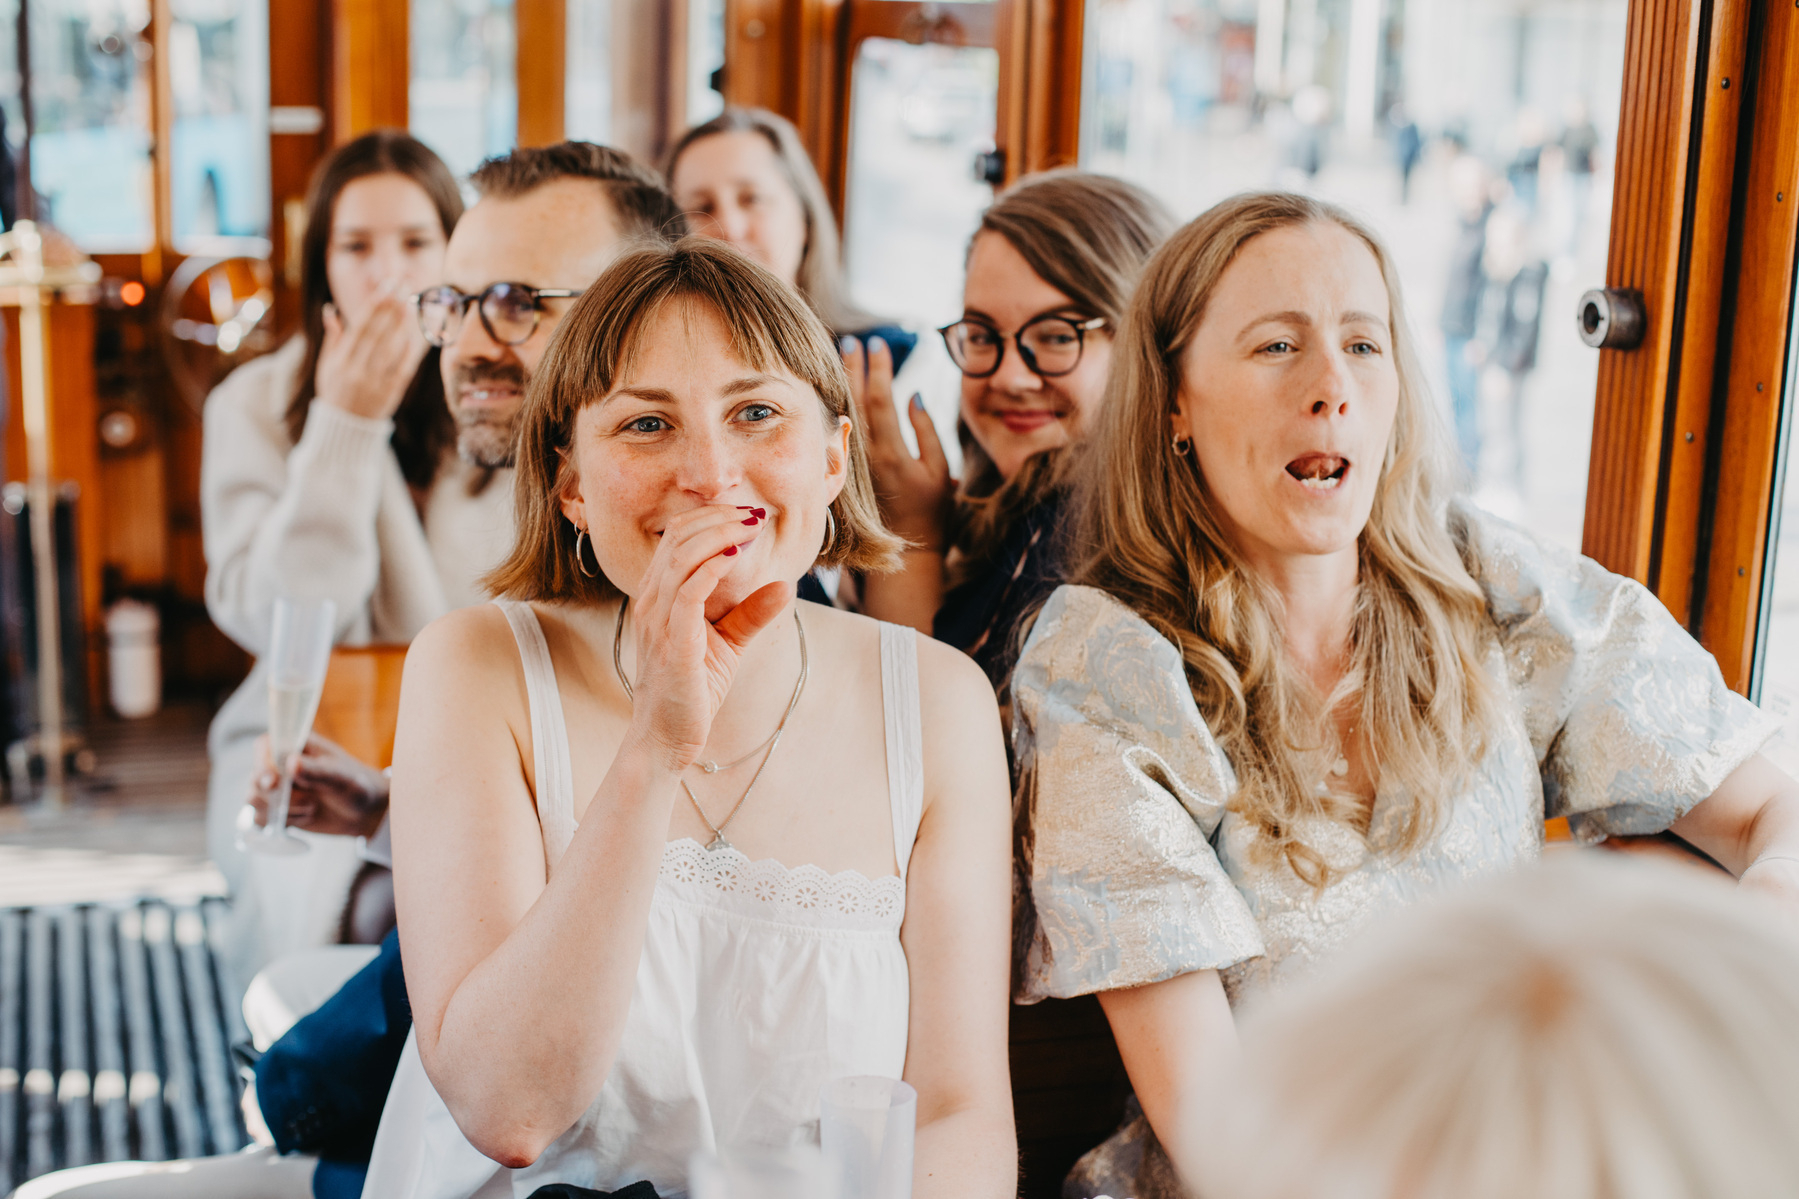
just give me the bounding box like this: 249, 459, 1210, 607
659, 839, 905, 932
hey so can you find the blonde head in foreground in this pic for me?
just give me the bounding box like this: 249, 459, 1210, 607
1200, 855, 1799, 1199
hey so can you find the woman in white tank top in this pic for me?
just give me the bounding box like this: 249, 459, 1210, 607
363, 238, 1017, 1199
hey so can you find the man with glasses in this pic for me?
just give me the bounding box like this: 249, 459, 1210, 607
239, 143, 682, 956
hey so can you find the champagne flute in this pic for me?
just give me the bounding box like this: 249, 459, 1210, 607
820, 1076, 915, 1199
250, 596, 337, 856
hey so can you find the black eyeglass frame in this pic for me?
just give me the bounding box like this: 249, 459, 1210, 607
936, 313, 1108, 379
412, 282, 583, 348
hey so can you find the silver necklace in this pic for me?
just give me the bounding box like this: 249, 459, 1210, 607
612, 600, 808, 852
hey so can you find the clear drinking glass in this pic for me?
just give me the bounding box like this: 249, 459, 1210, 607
250, 596, 337, 856
819, 1076, 916, 1199
689, 1145, 835, 1199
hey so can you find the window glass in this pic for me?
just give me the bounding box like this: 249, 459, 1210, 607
1750, 253, 1799, 775
1082, 0, 1627, 553
28, 0, 155, 249
842, 36, 998, 327
687, 0, 724, 127
170, 0, 269, 247
412, 0, 517, 179
0, 0, 21, 173
565, 0, 610, 143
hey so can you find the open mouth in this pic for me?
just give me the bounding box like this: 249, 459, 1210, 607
1286, 453, 1349, 491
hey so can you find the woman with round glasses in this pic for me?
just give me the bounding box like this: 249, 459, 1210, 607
848, 171, 1173, 698
201, 130, 462, 972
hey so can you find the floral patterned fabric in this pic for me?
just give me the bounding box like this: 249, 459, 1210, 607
1012, 501, 1777, 1197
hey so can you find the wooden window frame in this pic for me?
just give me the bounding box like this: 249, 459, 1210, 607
720, 0, 1085, 220
1584, 0, 1799, 695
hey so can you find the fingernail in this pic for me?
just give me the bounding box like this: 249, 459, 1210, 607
840, 336, 859, 355
868, 336, 886, 354
910, 392, 925, 411
752, 507, 767, 518
741, 516, 760, 525
735, 505, 758, 510
723, 545, 739, 557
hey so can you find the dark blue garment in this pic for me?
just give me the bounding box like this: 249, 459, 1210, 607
933, 488, 1068, 700
254, 930, 411, 1197
845, 324, 917, 376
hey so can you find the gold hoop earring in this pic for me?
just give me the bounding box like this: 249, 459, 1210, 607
574, 526, 597, 578
822, 507, 838, 554
1173, 433, 1193, 456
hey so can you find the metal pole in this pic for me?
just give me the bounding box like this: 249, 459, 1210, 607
11, 221, 63, 807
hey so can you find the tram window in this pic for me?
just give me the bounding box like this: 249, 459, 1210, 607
169, 0, 269, 247
412, 0, 517, 178
687, 0, 724, 128
25, 0, 156, 250
842, 37, 997, 327
1751, 282, 1799, 771
566, 0, 610, 142
1080, 0, 1626, 553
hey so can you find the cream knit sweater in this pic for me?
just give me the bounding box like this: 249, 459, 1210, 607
202, 337, 514, 973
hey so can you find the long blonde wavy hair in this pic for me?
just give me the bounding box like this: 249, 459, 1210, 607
1067, 192, 1501, 885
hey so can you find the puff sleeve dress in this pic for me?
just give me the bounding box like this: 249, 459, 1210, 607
1011, 501, 1778, 1196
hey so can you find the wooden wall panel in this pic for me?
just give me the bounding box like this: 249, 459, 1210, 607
1696, 1, 1799, 690
333, 0, 409, 138
517, 0, 567, 146
1581, 0, 1705, 583
270, 0, 331, 335
995, 0, 1083, 185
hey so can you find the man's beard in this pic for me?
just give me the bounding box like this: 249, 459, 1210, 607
450, 362, 528, 469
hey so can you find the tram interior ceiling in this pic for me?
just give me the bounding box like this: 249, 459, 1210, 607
0, 0, 1791, 1187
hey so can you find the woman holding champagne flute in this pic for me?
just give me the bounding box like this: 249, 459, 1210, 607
201, 131, 481, 975
360, 238, 1016, 1197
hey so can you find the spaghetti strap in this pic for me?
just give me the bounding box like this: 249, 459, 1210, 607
493, 600, 577, 871
879, 622, 925, 879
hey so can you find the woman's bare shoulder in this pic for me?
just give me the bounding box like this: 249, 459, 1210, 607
405, 602, 528, 689
800, 601, 994, 706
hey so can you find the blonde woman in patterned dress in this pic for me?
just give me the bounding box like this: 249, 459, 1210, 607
1011, 191, 1799, 1198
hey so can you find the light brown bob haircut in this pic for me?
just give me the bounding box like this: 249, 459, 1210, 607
486, 236, 903, 604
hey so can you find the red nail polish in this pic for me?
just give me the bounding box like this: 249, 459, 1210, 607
742, 516, 759, 525
723, 545, 738, 556
735, 505, 757, 510
752, 508, 767, 518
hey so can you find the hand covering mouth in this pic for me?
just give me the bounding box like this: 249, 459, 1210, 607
1286, 453, 1349, 490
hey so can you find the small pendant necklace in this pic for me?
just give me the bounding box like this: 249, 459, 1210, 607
612, 600, 808, 852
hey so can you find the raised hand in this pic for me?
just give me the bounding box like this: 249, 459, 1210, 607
313, 279, 429, 422
248, 731, 390, 838
842, 336, 954, 550
622, 504, 794, 770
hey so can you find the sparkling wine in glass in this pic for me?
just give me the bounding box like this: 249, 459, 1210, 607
251, 596, 337, 856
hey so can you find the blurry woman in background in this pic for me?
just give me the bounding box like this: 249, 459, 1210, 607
848, 172, 1171, 698
1011, 191, 1799, 1198
1203, 855, 1799, 1199
202, 130, 463, 974
667, 107, 917, 361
